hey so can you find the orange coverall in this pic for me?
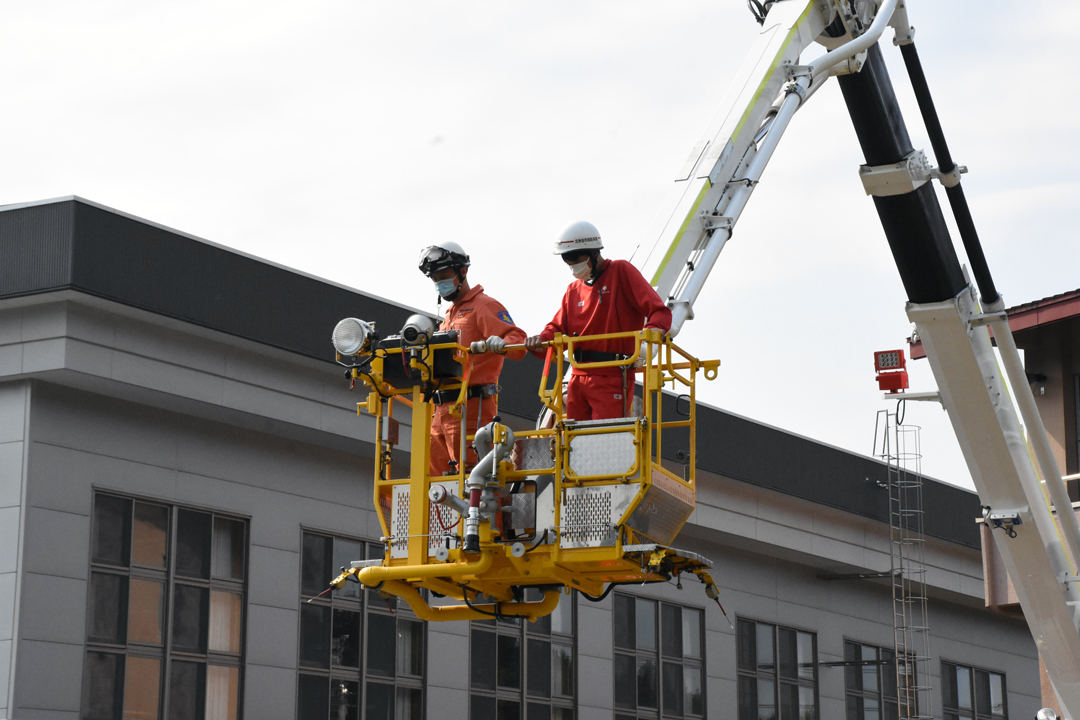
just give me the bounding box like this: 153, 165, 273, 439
429, 284, 526, 476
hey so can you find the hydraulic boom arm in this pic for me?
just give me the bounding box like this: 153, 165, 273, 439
636, 0, 1080, 715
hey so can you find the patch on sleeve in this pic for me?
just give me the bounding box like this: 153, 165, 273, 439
496, 310, 514, 324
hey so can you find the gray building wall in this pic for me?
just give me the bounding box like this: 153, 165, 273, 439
0, 371, 1043, 718
0, 216, 1044, 719
0, 382, 30, 720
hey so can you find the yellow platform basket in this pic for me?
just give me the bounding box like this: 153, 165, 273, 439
330, 328, 721, 622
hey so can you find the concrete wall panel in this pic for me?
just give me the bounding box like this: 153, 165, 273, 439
17, 305, 66, 344
0, 345, 22, 378
243, 664, 297, 720
16, 574, 85, 645
0, 442, 25, 510
426, 629, 467, 690
11, 639, 82, 712
27, 443, 175, 516
0, 574, 14, 643
21, 508, 89, 580
576, 653, 612, 711
0, 385, 29, 445
577, 602, 612, 660
0, 638, 8, 712
248, 545, 300, 611
425, 686, 467, 720
0, 508, 20, 575
245, 605, 298, 670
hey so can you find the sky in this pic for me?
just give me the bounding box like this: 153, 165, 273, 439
2, 1, 1077, 491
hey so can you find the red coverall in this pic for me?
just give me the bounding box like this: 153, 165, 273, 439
535, 259, 672, 421
430, 284, 526, 476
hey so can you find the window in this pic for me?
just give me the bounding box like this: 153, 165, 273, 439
613, 594, 704, 720
736, 618, 816, 720
81, 493, 247, 720
470, 589, 575, 720
298, 535, 425, 720
942, 662, 1007, 720
843, 641, 905, 720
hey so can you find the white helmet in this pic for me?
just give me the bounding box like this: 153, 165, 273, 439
553, 221, 603, 255
419, 241, 471, 276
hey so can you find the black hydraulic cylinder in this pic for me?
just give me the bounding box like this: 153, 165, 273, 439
899, 41, 1000, 306
837, 44, 966, 305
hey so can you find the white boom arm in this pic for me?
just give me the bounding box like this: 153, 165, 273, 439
634, 0, 1080, 715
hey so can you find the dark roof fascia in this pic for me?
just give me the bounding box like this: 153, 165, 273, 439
0, 197, 434, 363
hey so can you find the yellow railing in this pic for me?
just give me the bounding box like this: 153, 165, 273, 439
340, 328, 720, 621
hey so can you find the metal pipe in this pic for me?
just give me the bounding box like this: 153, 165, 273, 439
899, 41, 999, 305
357, 549, 494, 584
808, 0, 899, 82
387, 581, 561, 622
988, 300, 1080, 573
670, 75, 808, 336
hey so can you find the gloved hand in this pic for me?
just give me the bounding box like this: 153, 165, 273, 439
485, 335, 507, 354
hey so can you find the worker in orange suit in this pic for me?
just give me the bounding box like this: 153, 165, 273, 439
525, 221, 672, 421
420, 241, 527, 476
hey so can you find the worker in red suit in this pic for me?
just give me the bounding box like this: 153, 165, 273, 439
525, 221, 672, 421
420, 241, 527, 475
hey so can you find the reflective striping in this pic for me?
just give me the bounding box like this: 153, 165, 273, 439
648, 0, 817, 289
728, 0, 817, 145
649, 179, 712, 287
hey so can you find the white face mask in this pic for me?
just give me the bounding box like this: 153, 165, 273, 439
570, 259, 591, 280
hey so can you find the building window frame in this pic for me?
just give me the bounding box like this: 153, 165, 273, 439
941, 660, 1007, 720
297, 533, 426, 720
841, 640, 906, 720
81, 491, 248, 720
735, 616, 818, 720
612, 593, 706, 720
469, 589, 576, 720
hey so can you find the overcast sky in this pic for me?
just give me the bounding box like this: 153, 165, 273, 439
3, 1, 1076, 491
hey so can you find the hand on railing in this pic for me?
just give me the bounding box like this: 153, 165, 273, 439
524, 335, 547, 353
470, 339, 544, 354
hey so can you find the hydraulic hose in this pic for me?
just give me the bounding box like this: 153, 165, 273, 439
899, 41, 999, 305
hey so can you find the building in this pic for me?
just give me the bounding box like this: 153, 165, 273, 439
0, 197, 1040, 719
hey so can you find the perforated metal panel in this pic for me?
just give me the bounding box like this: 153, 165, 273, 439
568, 431, 637, 477
627, 470, 695, 545
390, 485, 411, 558
561, 484, 640, 549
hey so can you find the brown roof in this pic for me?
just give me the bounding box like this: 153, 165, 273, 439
1006, 288, 1080, 332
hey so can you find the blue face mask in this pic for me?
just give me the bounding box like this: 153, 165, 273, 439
434, 278, 457, 299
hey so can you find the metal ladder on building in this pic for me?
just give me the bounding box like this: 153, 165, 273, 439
875, 404, 934, 719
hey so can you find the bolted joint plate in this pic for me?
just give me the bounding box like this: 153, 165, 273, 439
859, 149, 931, 197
